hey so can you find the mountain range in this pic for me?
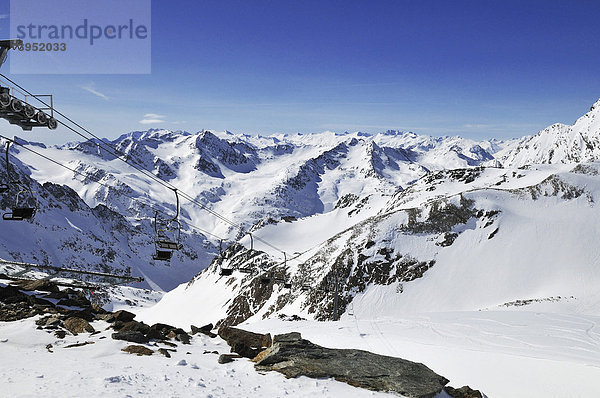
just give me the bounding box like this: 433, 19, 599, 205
2, 99, 600, 326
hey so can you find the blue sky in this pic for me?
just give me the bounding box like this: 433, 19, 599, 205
1, 0, 600, 144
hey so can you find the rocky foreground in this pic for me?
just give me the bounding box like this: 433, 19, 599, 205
218, 326, 485, 398
0, 278, 485, 398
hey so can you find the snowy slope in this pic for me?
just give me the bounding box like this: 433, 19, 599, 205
498, 99, 600, 166
2, 127, 502, 292
0, 139, 215, 292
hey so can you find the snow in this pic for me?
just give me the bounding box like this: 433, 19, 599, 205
0, 316, 396, 398
3, 308, 598, 397
4, 100, 600, 396
242, 312, 600, 398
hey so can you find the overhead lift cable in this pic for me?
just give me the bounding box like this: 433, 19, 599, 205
0, 134, 230, 244
0, 73, 286, 257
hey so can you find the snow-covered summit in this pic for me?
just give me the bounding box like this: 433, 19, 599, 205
498, 98, 600, 166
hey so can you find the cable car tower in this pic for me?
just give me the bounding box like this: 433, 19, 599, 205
0, 40, 57, 130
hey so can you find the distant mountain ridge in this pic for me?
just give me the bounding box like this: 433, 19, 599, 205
2, 98, 600, 299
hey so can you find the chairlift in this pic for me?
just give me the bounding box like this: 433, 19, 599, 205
0, 40, 58, 131
218, 240, 234, 276
273, 275, 292, 289
152, 188, 182, 261
2, 142, 36, 221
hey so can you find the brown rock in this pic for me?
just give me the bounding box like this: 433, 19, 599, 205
63, 317, 95, 335
251, 349, 270, 363
218, 326, 272, 358
121, 345, 153, 356
444, 386, 484, 398
54, 330, 66, 339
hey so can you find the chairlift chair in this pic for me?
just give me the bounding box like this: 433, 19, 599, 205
2, 142, 36, 221
152, 188, 183, 261
273, 276, 292, 288
218, 239, 234, 276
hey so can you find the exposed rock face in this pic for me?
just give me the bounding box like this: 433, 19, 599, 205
254, 332, 449, 398
218, 326, 272, 359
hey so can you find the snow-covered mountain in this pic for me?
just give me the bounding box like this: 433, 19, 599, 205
4, 99, 600, 398
0, 127, 500, 291
140, 161, 600, 328
498, 98, 600, 166
3, 98, 600, 304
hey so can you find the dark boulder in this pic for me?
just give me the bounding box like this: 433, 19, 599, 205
112, 330, 149, 344
218, 353, 241, 364
43, 290, 70, 300
254, 332, 449, 398
191, 323, 217, 338
63, 317, 95, 335
218, 326, 272, 359
60, 308, 95, 322
0, 285, 28, 301
104, 310, 136, 323
118, 320, 151, 335
147, 323, 178, 340
444, 386, 485, 398
175, 333, 191, 345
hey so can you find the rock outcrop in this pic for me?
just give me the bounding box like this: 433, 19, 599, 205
253, 332, 448, 398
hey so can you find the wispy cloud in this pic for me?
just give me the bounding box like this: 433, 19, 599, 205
139, 113, 166, 124
462, 123, 494, 129
80, 83, 109, 100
